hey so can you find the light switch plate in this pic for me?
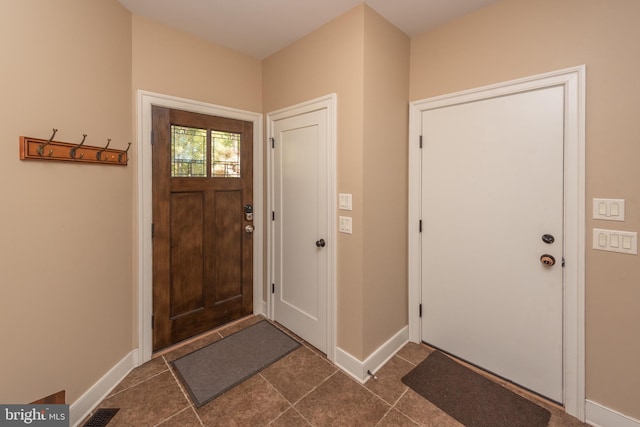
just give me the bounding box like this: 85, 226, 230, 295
339, 216, 352, 234
339, 193, 353, 211
593, 198, 625, 221
592, 228, 637, 255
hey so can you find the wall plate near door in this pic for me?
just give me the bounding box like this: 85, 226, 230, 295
592, 228, 637, 255
592, 198, 625, 221
339, 216, 352, 234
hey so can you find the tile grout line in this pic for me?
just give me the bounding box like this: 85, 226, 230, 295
269, 319, 337, 371
258, 345, 339, 426
283, 368, 340, 409
105, 367, 170, 399
292, 368, 391, 426
162, 355, 205, 427
152, 406, 191, 427
394, 353, 421, 367
351, 371, 395, 406
287, 405, 314, 426
367, 372, 413, 409
386, 387, 423, 426
374, 405, 395, 427
258, 372, 316, 426
257, 372, 295, 425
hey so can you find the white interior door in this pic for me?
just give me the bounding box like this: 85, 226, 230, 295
272, 108, 329, 353
421, 86, 565, 402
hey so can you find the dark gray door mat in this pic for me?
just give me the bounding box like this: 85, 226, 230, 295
172, 320, 301, 407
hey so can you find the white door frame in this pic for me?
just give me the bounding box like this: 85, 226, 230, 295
266, 94, 337, 362
136, 90, 264, 364
408, 66, 586, 420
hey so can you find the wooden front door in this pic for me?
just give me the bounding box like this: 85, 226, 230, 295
152, 106, 253, 351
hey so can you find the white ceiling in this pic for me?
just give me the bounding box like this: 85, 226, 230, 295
118, 0, 499, 59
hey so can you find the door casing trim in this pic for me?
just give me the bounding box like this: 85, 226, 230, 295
136, 90, 264, 363
266, 94, 337, 362
408, 66, 586, 420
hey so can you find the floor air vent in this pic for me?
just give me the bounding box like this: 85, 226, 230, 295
83, 408, 119, 427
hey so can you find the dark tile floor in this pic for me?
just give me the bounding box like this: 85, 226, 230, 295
86, 316, 589, 426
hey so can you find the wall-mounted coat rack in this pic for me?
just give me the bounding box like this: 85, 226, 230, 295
20, 129, 130, 166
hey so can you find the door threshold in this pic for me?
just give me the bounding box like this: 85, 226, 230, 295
152, 314, 261, 358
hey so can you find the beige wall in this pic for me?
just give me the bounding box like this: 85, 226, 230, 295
263, 5, 367, 357
131, 15, 262, 113
263, 5, 410, 359
0, 0, 133, 403
410, 0, 640, 418
362, 7, 410, 356
4, 0, 637, 419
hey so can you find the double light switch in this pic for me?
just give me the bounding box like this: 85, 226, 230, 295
593, 198, 625, 221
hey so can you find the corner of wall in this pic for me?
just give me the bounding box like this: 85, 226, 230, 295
335, 325, 408, 383
69, 350, 138, 427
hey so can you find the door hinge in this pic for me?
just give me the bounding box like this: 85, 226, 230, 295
272, 211, 275, 221
562, 257, 566, 267
419, 135, 423, 149
151, 314, 154, 329
419, 304, 422, 318
151, 223, 155, 238
151, 130, 155, 145
270, 137, 275, 148
272, 283, 275, 294
419, 220, 422, 233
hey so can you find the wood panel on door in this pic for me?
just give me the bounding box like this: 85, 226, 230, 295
152, 107, 253, 351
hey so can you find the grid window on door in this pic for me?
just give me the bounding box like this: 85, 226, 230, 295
211, 130, 241, 178
171, 125, 206, 177
171, 126, 241, 178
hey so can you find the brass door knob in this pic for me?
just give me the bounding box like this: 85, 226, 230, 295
540, 254, 556, 266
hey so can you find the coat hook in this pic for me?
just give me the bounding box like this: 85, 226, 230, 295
37, 128, 57, 157
118, 142, 131, 163
96, 138, 111, 161
70, 134, 87, 159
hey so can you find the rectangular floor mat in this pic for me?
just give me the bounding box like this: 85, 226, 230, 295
402, 351, 551, 427
172, 320, 301, 407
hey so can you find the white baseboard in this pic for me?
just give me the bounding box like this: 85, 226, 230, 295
335, 326, 408, 383
586, 400, 640, 427
69, 349, 138, 427
258, 300, 267, 317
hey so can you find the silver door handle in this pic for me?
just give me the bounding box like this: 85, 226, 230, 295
245, 225, 254, 233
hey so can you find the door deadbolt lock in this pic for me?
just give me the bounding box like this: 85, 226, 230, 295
542, 234, 555, 244
540, 254, 556, 266
244, 204, 253, 221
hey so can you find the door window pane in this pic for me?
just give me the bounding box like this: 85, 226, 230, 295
171, 125, 207, 177
211, 130, 241, 177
